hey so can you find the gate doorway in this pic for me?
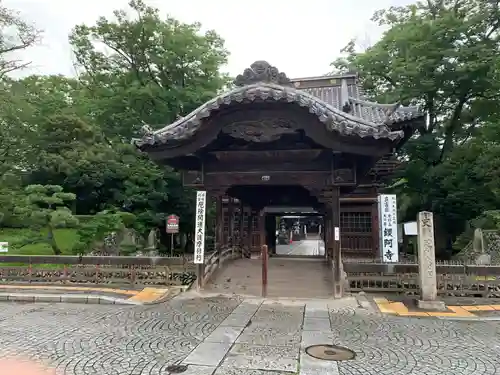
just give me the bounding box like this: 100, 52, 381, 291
263, 207, 324, 258
134, 61, 425, 298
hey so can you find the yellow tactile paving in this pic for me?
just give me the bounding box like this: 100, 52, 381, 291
374, 298, 487, 317
449, 306, 475, 316
473, 305, 496, 311
128, 287, 170, 303
426, 306, 474, 317
0, 284, 138, 295
398, 311, 431, 317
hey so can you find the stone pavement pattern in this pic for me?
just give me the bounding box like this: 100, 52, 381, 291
0, 292, 499, 374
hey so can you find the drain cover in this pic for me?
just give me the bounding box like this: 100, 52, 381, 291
165, 364, 188, 373
305, 344, 356, 361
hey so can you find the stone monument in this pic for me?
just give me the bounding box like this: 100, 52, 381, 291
416, 211, 446, 310
473, 228, 491, 265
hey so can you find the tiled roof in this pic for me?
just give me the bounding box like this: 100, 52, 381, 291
134, 62, 424, 148
292, 75, 423, 126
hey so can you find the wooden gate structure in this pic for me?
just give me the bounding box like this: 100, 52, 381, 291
134, 61, 424, 297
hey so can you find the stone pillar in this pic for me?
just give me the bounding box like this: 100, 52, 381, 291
416, 211, 445, 310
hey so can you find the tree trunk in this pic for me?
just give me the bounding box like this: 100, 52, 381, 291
47, 225, 61, 255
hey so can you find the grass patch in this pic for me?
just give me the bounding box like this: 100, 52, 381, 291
0, 228, 79, 255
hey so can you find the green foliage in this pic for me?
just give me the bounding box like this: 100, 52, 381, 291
73, 210, 136, 255
11, 0, 500, 259
12, 184, 78, 254
0, 0, 229, 251
334, 0, 500, 252
0, 228, 79, 255
69, 0, 230, 140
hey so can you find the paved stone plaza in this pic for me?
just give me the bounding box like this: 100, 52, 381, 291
0, 292, 499, 375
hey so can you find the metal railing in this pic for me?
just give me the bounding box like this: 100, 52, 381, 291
344, 260, 500, 297
0, 255, 196, 287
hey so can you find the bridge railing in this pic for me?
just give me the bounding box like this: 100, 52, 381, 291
0, 255, 196, 287
202, 247, 243, 286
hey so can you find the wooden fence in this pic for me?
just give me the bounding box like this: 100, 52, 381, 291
344, 260, 500, 297
0, 255, 196, 287
202, 247, 243, 286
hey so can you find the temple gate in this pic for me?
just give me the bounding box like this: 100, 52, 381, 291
134, 61, 424, 297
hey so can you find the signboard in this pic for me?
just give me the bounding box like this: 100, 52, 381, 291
334, 227, 340, 241
403, 221, 418, 236
0, 242, 7, 253
194, 191, 207, 264
166, 214, 180, 234
378, 194, 399, 262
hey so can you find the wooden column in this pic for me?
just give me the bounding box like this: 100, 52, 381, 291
319, 188, 342, 298
259, 208, 266, 247
330, 187, 342, 298
239, 201, 245, 255
208, 191, 224, 264
371, 201, 380, 259
324, 210, 331, 260
228, 197, 234, 256
246, 207, 253, 258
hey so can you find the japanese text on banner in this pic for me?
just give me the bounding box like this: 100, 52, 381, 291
379, 194, 399, 262
194, 191, 206, 264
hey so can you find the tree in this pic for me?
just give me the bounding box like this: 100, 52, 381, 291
24, 112, 170, 232
73, 210, 136, 255
1, 1, 227, 247
0, 2, 41, 77
332, 0, 500, 245
14, 184, 78, 255
69, 0, 229, 139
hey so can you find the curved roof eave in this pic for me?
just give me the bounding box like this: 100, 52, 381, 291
134, 82, 404, 148
348, 97, 425, 125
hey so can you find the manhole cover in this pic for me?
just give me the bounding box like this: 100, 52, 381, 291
305, 344, 356, 361
165, 364, 188, 373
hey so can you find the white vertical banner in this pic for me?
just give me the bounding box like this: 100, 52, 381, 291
378, 194, 399, 262
377, 195, 383, 256
194, 191, 207, 264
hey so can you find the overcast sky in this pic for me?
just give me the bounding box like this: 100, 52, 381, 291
4, 0, 410, 79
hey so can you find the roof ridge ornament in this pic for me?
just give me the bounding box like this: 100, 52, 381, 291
233, 61, 292, 87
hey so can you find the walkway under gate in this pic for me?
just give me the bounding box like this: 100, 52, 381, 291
204, 240, 333, 298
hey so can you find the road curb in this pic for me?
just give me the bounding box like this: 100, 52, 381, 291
139, 286, 186, 305
0, 284, 191, 305
0, 292, 143, 305
436, 315, 500, 321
